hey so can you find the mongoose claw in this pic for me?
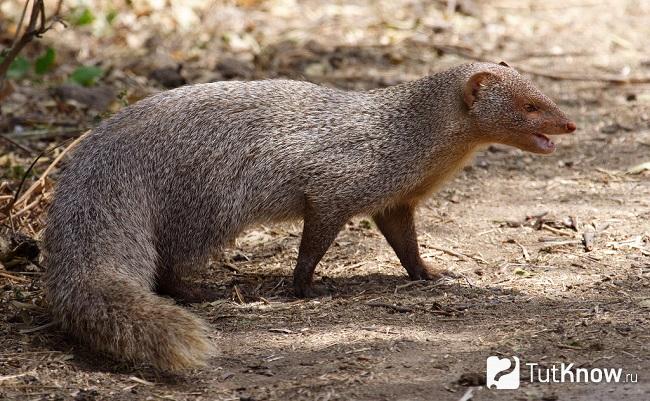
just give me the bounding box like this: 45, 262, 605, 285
413, 266, 458, 281
160, 285, 222, 305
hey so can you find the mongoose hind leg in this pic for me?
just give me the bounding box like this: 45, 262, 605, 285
373, 204, 455, 281
293, 210, 347, 298
156, 267, 220, 304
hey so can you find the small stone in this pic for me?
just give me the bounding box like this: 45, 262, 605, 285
51, 85, 115, 111
215, 58, 254, 80
149, 66, 187, 88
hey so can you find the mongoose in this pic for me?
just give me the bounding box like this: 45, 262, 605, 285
42, 62, 576, 371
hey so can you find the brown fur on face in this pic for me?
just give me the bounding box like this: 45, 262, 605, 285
43, 62, 574, 371
463, 64, 576, 154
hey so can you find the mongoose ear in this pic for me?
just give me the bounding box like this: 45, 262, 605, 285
463, 72, 497, 108
498, 61, 511, 67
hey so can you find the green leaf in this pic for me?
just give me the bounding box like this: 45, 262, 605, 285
6, 56, 30, 80
11, 164, 26, 179
106, 9, 118, 25
69, 66, 104, 86
358, 219, 373, 230
34, 48, 56, 75
72, 8, 95, 26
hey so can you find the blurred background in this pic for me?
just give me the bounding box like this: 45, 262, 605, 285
3, 0, 650, 228
1, 0, 649, 124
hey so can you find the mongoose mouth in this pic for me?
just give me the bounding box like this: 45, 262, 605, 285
528, 121, 576, 154
530, 122, 576, 154
531, 132, 556, 154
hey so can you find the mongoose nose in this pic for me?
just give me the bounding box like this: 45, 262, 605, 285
566, 122, 576, 132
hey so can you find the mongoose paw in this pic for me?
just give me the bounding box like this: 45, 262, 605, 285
181, 288, 222, 304
411, 265, 458, 281
294, 282, 330, 299
160, 286, 222, 305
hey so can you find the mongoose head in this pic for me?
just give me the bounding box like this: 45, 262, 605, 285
463, 62, 576, 154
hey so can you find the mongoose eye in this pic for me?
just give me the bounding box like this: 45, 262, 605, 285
524, 104, 539, 112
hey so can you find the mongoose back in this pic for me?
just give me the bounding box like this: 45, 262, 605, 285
43, 62, 576, 371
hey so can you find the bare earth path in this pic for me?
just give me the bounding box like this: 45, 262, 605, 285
1, 1, 649, 400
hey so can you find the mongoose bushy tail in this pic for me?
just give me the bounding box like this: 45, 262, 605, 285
43, 172, 214, 370
43, 62, 575, 371
46, 273, 213, 370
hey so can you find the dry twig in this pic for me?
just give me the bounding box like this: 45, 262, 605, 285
2, 131, 88, 221
0, 0, 65, 94
515, 65, 650, 84
366, 301, 414, 313
0, 270, 30, 283
19, 321, 57, 334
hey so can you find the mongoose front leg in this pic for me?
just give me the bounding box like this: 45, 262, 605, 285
373, 204, 452, 280
293, 211, 345, 298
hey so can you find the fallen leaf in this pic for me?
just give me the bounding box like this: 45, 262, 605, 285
638, 299, 650, 309
626, 161, 650, 175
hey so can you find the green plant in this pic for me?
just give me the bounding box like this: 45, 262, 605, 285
71, 7, 95, 26
69, 66, 104, 86
5, 56, 30, 80
34, 47, 56, 75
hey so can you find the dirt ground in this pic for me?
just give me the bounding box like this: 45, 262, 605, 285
1, 0, 650, 400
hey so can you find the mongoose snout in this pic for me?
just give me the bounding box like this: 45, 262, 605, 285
529, 118, 577, 154
566, 121, 577, 132
43, 61, 575, 371
464, 64, 577, 154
